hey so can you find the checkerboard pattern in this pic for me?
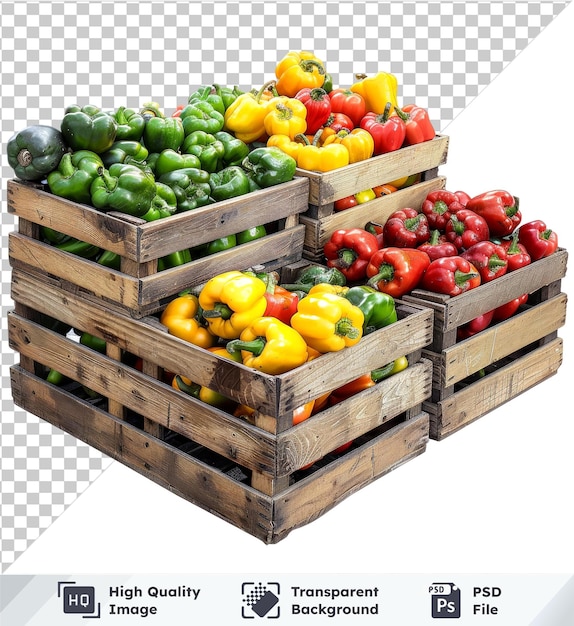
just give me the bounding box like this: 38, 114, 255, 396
1, 0, 569, 571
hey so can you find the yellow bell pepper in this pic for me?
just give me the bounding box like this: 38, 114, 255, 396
172, 345, 242, 410
275, 50, 327, 97
264, 97, 307, 140
199, 270, 268, 340
226, 316, 309, 375
290, 292, 364, 353
295, 130, 349, 172
160, 292, 217, 349
322, 128, 375, 163
223, 81, 277, 144
266, 133, 303, 161
350, 72, 399, 115
307, 283, 349, 297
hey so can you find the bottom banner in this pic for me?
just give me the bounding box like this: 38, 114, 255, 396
1, 573, 572, 625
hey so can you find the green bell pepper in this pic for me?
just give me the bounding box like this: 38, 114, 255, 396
158, 167, 213, 212
241, 146, 296, 188
141, 182, 178, 221
154, 149, 201, 178
55, 237, 101, 259
142, 116, 184, 153
208, 165, 250, 202
181, 130, 225, 173
90, 163, 157, 217
237, 225, 267, 244
97, 249, 122, 270
212, 84, 244, 111
158, 248, 193, 271
343, 285, 397, 335
47, 149, 104, 204
213, 131, 249, 167
41, 226, 72, 245
281, 265, 347, 292
7, 125, 68, 182
188, 85, 226, 116
80, 331, 107, 353
60, 104, 118, 153
111, 106, 145, 141
190, 234, 237, 259
180, 100, 225, 135
100, 140, 149, 168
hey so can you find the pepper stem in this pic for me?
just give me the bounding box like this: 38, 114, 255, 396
329, 248, 357, 270
335, 317, 360, 340
202, 303, 233, 320
17, 149, 33, 167
366, 262, 394, 289
226, 337, 266, 357
455, 269, 479, 287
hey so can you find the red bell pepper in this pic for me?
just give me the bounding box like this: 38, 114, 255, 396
466, 189, 521, 238
453, 190, 471, 207
364, 220, 385, 248
263, 283, 299, 325
295, 87, 332, 134
518, 220, 559, 261
491, 293, 529, 322
383, 207, 430, 248
328, 88, 367, 128
323, 111, 354, 133
393, 104, 436, 145
359, 103, 406, 155
444, 208, 490, 251
461, 240, 508, 283
457, 310, 495, 340
366, 247, 431, 297
334, 194, 358, 211
420, 189, 467, 231
421, 256, 481, 296
324, 227, 380, 282
500, 231, 531, 271
418, 229, 458, 261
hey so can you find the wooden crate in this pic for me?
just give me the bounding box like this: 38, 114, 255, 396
9, 267, 434, 543
294, 134, 449, 261
7, 177, 309, 318
297, 135, 449, 212
403, 248, 568, 440
300, 176, 447, 260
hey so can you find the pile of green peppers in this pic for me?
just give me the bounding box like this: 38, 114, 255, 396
39, 85, 299, 271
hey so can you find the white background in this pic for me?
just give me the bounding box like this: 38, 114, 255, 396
5, 4, 574, 576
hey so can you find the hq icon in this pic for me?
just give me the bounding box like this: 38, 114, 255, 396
429, 582, 461, 618
58, 581, 101, 619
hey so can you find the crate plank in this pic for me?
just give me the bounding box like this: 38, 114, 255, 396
435, 293, 567, 387
272, 413, 429, 541
426, 338, 563, 440
300, 176, 447, 258
297, 135, 449, 206
10, 365, 275, 542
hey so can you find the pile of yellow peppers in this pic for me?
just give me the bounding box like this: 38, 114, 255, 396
221, 50, 409, 173
160, 269, 406, 435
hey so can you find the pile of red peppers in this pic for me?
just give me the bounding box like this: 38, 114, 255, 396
323, 187, 559, 341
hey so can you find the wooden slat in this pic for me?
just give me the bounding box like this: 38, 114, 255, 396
271, 413, 429, 542
300, 177, 447, 255
427, 338, 563, 440
9, 365, 276, 542
435, 294, 567, 387
297, 135, 449, 206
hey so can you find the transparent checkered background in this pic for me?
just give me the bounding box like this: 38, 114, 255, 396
0, 0, 570, 571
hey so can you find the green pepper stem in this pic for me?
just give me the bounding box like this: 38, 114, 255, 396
367, 262, 394, 288
331, 248, 358, 270
174, 375, 201, 398
202, 303, 233, 320
370, 362, 397, 383
300, 59, 326, 76
454, 270, 479, 286
335, 317, 360, 340
226, 337, 266, 357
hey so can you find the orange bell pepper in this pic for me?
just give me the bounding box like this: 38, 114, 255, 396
160, 292, 217, 349
275, 50, 327, 97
